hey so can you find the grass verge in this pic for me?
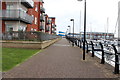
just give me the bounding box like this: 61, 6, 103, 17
2, 48, 41, 72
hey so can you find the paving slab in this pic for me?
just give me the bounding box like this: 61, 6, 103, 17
2, 38, 120, 78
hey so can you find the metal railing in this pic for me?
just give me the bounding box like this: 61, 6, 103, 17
40, 15, 44, 21
1, 10, 34, 24
40, 7, 45, 13
21, 0, 34, 8
47, 20, 51, 24
2, 31, 60, 42
46, 27, 50, 31
40, 25, 44, 30
66, 35, 120, 74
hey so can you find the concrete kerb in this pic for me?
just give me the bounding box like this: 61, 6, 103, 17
1, 38, 61, 49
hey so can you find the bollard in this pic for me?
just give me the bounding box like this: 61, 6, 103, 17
112, 44, 119, 74
99, 42, 105, 64
91, 41, 94, 57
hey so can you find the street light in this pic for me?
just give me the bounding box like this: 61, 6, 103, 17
70, 19, 74, 46
78, 0, 86, 60
68, 25, 71, 43
68, 25, 71, 36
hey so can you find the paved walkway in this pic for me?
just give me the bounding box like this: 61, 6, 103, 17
3, 38, 119, 78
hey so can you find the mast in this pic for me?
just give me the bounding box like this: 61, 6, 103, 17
107, 17, 109, 40
90, 23, 92, 40
79, 10, 81, 39
118, 1, 120, 47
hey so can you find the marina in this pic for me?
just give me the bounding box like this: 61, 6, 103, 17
66, 35, 120, 74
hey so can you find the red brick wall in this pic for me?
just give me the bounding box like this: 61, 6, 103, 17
27, 2, 40, 31
2, 2, 6, 32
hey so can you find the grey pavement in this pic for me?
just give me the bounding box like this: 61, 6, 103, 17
2, 38, 119, 78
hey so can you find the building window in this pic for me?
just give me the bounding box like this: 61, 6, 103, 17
6, 4, 14, 10
6, 24, 13, 31
32, 15, 34, 23
35, 17, 37, 24
35, 5, 38, 12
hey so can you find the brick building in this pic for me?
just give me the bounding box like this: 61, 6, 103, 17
1, 0, 57, 34
1, 0, 34, 32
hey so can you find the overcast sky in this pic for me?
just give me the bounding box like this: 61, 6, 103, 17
44, 0, 120, 37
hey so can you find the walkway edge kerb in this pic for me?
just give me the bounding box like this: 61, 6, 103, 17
2, 38, 61, 49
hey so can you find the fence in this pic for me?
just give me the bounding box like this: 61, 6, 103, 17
2, 31, 60, 42
66, 35, 120, 74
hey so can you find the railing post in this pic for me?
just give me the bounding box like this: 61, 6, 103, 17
91, 41, 94, 57
72, 37, 74, 46
78, 39, 79, 47
112, 44, 119, 74
86, 40, 89, 53
99, 42, 105, 64
75, 38, 77, 46
80, 40, 82, 48
69, 37, 70, 43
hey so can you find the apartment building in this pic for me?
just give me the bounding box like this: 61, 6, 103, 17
44, 14, 51, 34
50, 17, 56, 34
1, 0, 57, 34
1, 0, 34, 32
27, 0, 45, 32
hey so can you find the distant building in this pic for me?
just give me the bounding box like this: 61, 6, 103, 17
58, 31, 65, 36
49, 17, 57, 34
67, 32, 114, 40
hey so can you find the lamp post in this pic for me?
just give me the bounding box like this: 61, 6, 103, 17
78, 0, 86, 60
68, 25, 71, 36
70, 19, 74, 46
68, 25, 71, 43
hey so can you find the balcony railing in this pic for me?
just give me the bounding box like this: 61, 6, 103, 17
40, 25, 44, 30
40, 0, 44, 3
1, 10, 34, 24
47, 20, 51, 24
40, 15, 44, 22
52, 31, 56, 34
40, 7, 45, 13
46, 27, 50, 31
21, 0, 34, 8
52, 25, 56, 28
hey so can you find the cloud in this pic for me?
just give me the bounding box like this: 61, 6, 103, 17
44, 0, 120, 36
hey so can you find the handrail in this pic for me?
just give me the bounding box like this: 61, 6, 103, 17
65, 35, 119, 74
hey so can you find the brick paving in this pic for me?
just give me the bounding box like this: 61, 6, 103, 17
2, 38, 119, 78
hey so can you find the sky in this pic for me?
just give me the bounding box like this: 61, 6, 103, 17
43, 0, 120, 37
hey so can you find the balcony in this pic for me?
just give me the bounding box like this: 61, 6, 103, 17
46, 27, 50, 31
52, 25, 56, 28
40, 25, 44, 30
40, 0, 44, 3
1, 10, 34, 24
40, 7, 45, 13
47, 20, 51, 24
40, 15, 44, 22
52, 31, 56, 34
21, 0, 34, 8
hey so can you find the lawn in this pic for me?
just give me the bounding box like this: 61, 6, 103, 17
2, 48, 41, 71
